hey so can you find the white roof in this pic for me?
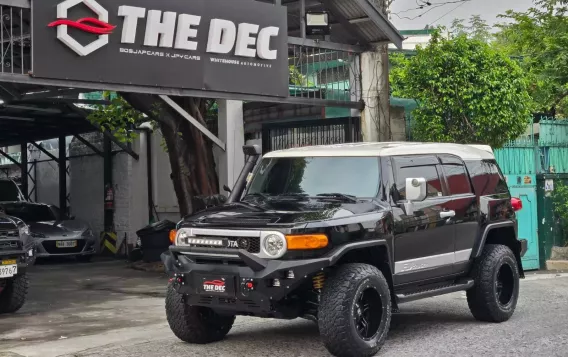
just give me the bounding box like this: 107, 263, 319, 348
263, 142, 495, 160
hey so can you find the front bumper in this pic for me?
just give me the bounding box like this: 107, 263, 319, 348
34, 236, 96, 258
0, 248, 30, 274
162, 241, 379, 317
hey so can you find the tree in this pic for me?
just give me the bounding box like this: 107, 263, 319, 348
390, 31, 532, 148
494, 0, 568, 116
450, 15, 492, 43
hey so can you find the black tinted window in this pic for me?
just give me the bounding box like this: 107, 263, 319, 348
0, 180, 20, 201
443, 164, 472, 195
246, 157, 380, 198
393, 163, 443, 201
464, 160, 509, 195
1, 204, 56, 222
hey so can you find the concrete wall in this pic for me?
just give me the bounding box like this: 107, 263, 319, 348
390, 106, 407, 141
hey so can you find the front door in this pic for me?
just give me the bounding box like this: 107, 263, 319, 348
390, 155, 456, 286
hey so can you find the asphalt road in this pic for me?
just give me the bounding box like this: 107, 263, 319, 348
1, 260, 568, 357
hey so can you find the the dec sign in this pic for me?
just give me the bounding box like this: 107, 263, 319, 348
32, 0, 289, 98
118, 6, 279, 60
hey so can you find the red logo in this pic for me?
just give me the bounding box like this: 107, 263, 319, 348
48, 17, 116, 35
203, 279, 226, 293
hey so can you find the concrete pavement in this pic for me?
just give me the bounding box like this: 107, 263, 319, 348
1, 260, 567, 356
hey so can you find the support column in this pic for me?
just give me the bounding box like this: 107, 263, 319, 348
58, 136, 67, 215
20, 143, 27, 200
103, 137, 113, 232
360, 45, 391, 142
217, 100, 245, 195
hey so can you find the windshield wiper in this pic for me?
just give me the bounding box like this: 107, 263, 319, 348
315, 193, 358, 203
243, 192, 270, 201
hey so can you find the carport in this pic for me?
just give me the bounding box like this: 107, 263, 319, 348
0, 0, 402, 254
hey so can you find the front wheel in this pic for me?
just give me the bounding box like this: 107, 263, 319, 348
467, 244, 520, 322
0, 273, 29, 314
318, 264, 392, 357
165, 283, 235, 344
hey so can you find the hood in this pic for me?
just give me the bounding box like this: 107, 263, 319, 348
29, 220, 88, 236
183, 199, 383, 228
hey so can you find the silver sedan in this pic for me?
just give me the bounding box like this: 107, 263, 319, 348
0, 202, 96, 262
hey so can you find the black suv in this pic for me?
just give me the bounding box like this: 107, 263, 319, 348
0, 212, 33, 314
162, 143, 527, 357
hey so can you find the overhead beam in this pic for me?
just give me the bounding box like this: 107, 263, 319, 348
0, 148, 20, 166
0, 73, 363, 109
73, 134, 104, 157
22, 88, 87, 101
63, 103, 140, 160
288, 37, 366, 53
159, 95, 226, 151
353, 0, 403, 49
30, 141, 59, 163
321, 0, 370, 45
0, 0, 30, 9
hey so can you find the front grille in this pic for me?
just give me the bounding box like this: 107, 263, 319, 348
0, 230, 18, 240
0, 240, 19, 251
193, 235, 260, 254
42, 239, 86, 254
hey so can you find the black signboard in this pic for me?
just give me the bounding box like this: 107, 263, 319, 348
32, 0, 289, 97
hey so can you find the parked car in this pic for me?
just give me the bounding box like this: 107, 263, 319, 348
0, 178, 27, 202
0, 202, 96, 262
0, 211, 34, 314
162, 143, 527, 357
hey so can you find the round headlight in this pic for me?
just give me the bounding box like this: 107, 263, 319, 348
176, 230, 188, 246
19, 225, 29, 236
264, 234, 285, 257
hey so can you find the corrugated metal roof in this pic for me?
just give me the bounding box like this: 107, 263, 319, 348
283, 0, 403, 48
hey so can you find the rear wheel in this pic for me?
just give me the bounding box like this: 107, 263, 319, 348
318, 264, 391, 357
165, 282, 235, 344
467, 244, 520, 322
0, 273, 28, 314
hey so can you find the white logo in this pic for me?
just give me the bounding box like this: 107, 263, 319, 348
50, 0, 113, 56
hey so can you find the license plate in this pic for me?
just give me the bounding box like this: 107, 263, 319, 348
56, 240, 77, 248
197, 274, 235, 297
0, 264, 17, 278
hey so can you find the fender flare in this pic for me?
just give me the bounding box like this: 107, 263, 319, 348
473, 221, 517, 258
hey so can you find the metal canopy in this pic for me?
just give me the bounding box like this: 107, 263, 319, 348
283, 0, 403, 48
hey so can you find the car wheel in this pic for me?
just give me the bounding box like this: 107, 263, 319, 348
467, 244, 520, 322
165, 282, 235, 344
318, 263, 392, 357
0, 272, 28, 314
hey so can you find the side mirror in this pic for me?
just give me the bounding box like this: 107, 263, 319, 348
405, 178, 427, 202
223, 184, 232, 193
243, 145, 261, 156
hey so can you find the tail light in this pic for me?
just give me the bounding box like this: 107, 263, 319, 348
511, 197, 522, 211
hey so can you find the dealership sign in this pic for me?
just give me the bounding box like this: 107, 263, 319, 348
32, 0, 289, 97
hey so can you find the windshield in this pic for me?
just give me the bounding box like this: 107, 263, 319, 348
245, 156, 380, 198
1, 205, 56, 222
0, 180, 21, 201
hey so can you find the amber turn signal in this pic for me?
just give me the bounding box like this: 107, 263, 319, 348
285, 234, 328, 250
169, 229, 177, 244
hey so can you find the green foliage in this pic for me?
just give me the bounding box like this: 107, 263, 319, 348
86, 91, 147, 143
494, 0, 568, 116
451, 15, 492, 43
390, 31, 532, 148
552, 181, 568, 246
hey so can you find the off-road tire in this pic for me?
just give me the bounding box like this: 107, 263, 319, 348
467, 244, 520, 322
318, 263, 392, 357
165, 282, 235, 344
0, 273, 28, 314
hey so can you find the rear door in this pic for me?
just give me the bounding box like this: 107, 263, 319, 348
390, 155, 456, 285
438, 155, 478, 274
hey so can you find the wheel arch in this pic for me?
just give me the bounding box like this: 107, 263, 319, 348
474, 223, 524, 278
332, 242, 397, 310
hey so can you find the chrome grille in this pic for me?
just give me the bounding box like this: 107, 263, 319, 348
0, 240, 19, 250
0, 230, 18, 239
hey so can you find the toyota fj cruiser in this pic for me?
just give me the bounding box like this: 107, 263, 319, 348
162, 142, 527, 357
0, 211, 33, 314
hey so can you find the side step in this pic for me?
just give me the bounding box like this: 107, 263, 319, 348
396, 279, 474, 304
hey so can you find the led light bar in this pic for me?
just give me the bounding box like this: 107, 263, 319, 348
187, 238, 224, 246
